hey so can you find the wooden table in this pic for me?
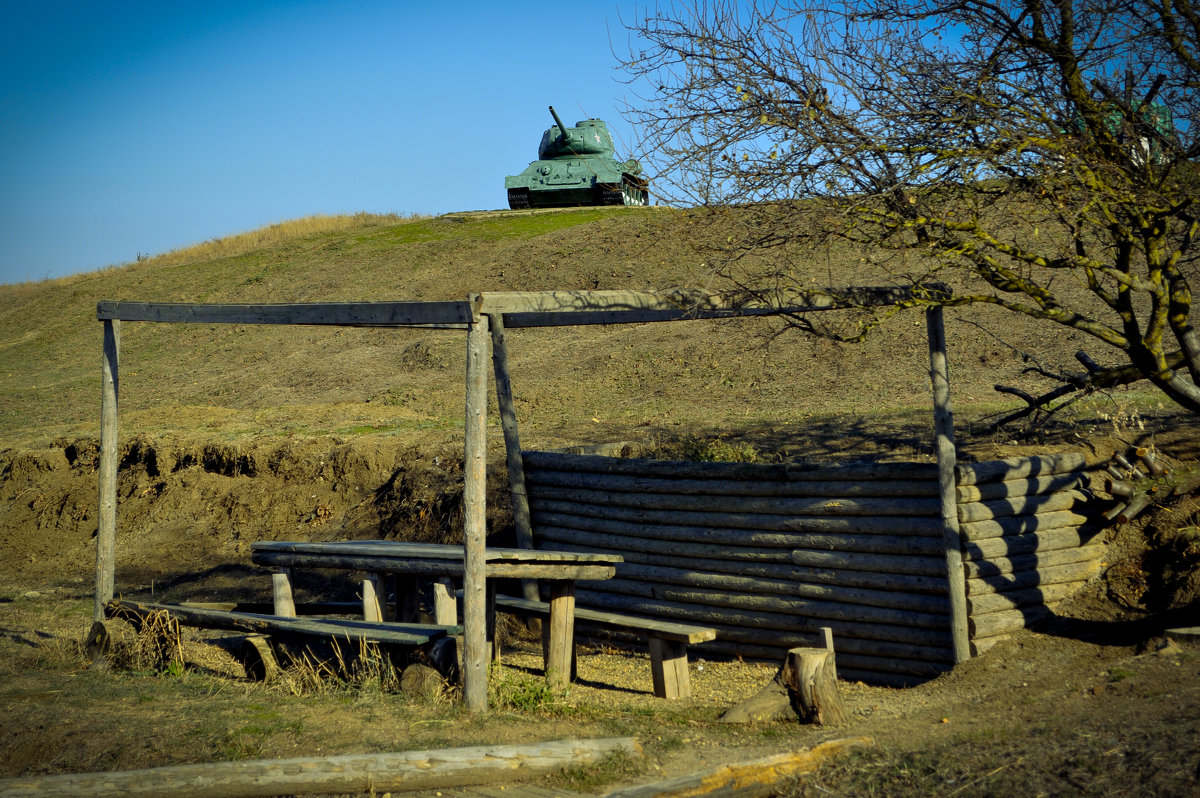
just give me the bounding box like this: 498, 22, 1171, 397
251, 540, 621, 688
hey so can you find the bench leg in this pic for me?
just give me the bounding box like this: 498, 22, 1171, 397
272, 569, 296, 618
362, 573, 387, 622
432, 578, 458, 626
545, 580, 575, 690
650, 638, 691, 699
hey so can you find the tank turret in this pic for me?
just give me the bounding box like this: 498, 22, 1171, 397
505, 105, 650, 209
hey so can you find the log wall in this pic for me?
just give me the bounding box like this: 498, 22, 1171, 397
522, 450, 1103, 687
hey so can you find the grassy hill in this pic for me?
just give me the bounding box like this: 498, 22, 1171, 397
1, 206, 1166, 453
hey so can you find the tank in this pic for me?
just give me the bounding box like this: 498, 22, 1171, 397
505, 106, 650, 209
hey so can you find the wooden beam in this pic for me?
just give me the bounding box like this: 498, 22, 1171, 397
95, 300, 473, 327
0, 737, 642, 798
927, 305, 970, 665
475, 284, 950, 327
463, 314, 489, 713
94, 319, 119, 622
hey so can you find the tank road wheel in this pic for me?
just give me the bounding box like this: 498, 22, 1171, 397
507, 188, 530, 210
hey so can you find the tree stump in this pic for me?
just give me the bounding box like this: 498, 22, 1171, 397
239, 635, 281, 682
84, 618, 137, 669
722, 645, 845, 726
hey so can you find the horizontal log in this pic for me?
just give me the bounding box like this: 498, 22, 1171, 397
529, 483, 943, 518
694, 640, 947, 684
968, 604, 1053, 638
834, 651, 954, 677
573, 589, 955, 647
586, 578, 950, 628
95, 300, 473, 327
966, 559, 1102, 595
527, 467, 941, 498
962, 527, 1095, 562
835, 667, 930, 688
788, 533, 945, 556
535, 531, 950, 595
534, 522, 794, 560
604, 561, 951, 614
954, 472, 1088, 503
531, 500, 944, 536
958, 510, 1089, 541
523, 450, 940, 482
791, 549, 948, 577
956, 490, 1084, 523
966, 579, 1091, 615
691, 624, 954, 663
955, 454, 1088, 485
107, 600, 456, 647
963, 542, 1107, 578
250, 550, 615, 581
0, 737, 641, 798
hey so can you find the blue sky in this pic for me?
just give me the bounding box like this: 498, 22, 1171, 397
0, 1, 647, 285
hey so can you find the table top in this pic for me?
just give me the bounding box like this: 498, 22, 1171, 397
252, 540, 622, 564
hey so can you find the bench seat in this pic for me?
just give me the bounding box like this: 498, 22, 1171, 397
490, 593, 717, 699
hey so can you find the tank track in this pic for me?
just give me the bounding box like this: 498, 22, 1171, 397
507, 189, 531, 210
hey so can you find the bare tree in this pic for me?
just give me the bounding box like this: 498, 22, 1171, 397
620, 0, 1200, 414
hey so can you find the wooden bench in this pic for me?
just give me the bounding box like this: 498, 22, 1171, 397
99, 599, 461, 681
488, 593, 717, 699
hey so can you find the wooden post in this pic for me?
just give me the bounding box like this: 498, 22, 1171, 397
94, 319, 120, 622
272, 569, 296, 618
432, 578, 458, 625
463, 314, 490, 712
362, 573, 385, 622
926, 305, 970, 664
649, 638, 691, 699
488, 314, 541, 605
545, 580, 575, 690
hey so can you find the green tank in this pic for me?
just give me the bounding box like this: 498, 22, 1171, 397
505, 106, 649, 209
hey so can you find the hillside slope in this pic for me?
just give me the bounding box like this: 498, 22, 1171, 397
0, 206, 1185, 586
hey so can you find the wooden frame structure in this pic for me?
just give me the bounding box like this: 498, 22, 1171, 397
94, 284, 964, 713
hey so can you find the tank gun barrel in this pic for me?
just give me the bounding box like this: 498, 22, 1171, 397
548, 105, 573, 143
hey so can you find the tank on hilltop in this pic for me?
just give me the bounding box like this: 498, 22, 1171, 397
505, 106, 650, 209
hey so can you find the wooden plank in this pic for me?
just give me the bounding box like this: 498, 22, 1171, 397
0, 737, 641, 798
788, 532, 945, 555
649, 638, 690, 699
475, 285, 950, 319
969, 604, 1053, 638
530, 498, 944, 536
927, 305, 969, 665
602, 737, 872, 798
489, 313, 541, 605
593, 579, 950, 629
491, 594, 717, 643
958, 510, 1089, 541
251, 549, 616, 581
532, 531, 951, 595
463, 315, 489, 713
250, 540, 620, 563
526, 467, 941, 498
956, 454, 1089, 485
955, 471, 1088, 503
790, 549, 947, 576
966, 559, 1102, 595
523, 450, 940, 482
966, 579, 1092, 614
527, 483, 943, 517
545, 581, 575, 690
957, 490, 1084, 523
964, 542, 1106, 578
271, 570, 296, 618
107, 600, 456, 647
94, 319, 119, 622
962, 526, 1093, 561
95, 299, 473, 326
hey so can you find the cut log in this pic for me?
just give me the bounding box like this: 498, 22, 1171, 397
527, 467, 941, 498
0, 737, 642, 798
958, 511, 1089, 541
722, 647, 845, 726
955, 454, 1087, 485
84, 618, 137, 668
956, 490, 1083, 523
954, 471, 1087, 504
963, 542, 1106, 578
966, 559, 1102, 595
239, 635, 281, 682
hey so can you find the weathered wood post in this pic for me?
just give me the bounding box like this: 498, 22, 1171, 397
926, 305, 970, 663
488, 314, 540, 604
463, 312, 490, 712
95, 318, 120, 622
